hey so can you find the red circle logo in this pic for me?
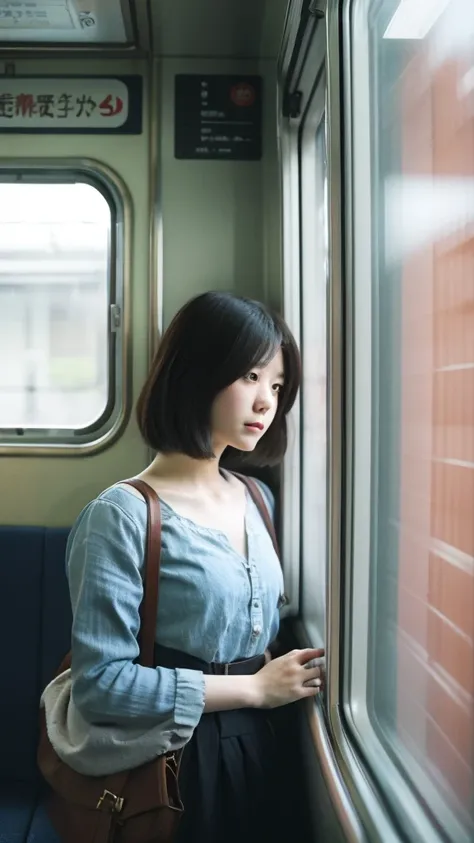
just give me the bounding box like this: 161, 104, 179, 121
230, 83, 256, 107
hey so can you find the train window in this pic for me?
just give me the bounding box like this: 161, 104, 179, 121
348, 0, 474, 841
300, 79, 328, 647
0, 168, 128, 452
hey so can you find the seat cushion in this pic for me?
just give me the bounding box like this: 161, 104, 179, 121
0, 526, 71, 785
27, 793, 62, 843
0, 781, 38, 843
0, 528, 44, 781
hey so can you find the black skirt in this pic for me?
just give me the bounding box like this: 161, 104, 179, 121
154, 646, 286, 843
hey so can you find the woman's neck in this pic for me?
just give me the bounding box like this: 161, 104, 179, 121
146, 451, 229, 492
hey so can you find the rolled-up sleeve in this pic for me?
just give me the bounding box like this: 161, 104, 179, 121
67, 498, 205, 731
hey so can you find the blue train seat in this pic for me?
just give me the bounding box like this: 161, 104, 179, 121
0, 526, 71, 843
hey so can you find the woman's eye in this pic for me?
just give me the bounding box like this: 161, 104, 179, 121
273, 383, 283, 393
245, 372, 258, 382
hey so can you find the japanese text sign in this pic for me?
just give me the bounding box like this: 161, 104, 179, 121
0, 76, 142, 133
175, 75, 262, 161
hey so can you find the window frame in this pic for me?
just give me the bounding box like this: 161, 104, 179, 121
0, 158, 131, 455
279, 10, 370, 842
278, 14, 328, 618
278, 68, 303, 619
299, 75, 328, 649
280, 2, 472, 842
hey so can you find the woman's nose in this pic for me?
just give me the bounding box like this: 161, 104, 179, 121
253, 386, 273, 412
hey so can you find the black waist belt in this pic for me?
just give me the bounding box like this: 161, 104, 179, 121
154, 644, 265, 676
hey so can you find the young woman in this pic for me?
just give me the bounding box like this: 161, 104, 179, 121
66, 292, 324, 843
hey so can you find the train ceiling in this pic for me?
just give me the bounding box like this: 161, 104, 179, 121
0, 0, 288, 58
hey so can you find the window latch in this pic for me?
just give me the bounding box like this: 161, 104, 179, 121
110, 303, 121, 331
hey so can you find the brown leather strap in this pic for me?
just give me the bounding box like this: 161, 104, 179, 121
92, 770, 129, 841
91, 806, 115, 843
232, 472, 281, 560
122, 478, 162, 668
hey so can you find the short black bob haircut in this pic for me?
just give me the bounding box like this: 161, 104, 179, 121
136, 291, 301, 467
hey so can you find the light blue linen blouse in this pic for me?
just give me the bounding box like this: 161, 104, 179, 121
66, 478, 284, 743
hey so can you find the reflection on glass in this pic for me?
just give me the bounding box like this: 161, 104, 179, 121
0, 183, 110, 428
367, 0, 474, 837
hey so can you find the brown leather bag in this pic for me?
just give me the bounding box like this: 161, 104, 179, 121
38, 478, 184, 843
37, 473, 280, 843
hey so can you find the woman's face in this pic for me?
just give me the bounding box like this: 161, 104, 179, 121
210, 348, 285, 453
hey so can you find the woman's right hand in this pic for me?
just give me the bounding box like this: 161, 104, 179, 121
252, 648, 325, 709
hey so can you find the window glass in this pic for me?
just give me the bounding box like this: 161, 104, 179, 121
0, 182, 111, 430
351, 0, 474, 838
301, 108, 328, 646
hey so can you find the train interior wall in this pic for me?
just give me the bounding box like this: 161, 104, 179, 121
0, 54, 280, 528
0, 11, 347, 841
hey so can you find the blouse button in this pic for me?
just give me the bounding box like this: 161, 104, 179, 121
253, 601, 259, 608
252, 624, 262, 637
